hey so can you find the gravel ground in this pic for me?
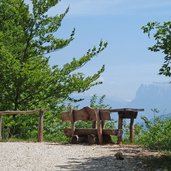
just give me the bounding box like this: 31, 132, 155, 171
0, 142, 160, 171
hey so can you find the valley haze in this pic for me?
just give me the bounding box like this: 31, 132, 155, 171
73, 82, 171, 122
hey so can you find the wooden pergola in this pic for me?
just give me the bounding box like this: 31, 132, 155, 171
0, 109, 47, 142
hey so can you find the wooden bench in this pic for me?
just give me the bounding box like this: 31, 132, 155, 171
61, 106, 120, 144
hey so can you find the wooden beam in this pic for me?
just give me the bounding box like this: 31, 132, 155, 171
38, 110, 43, 142
64, 128, 118, 136
117, 113, 123, 144
95, 109, 103, 144
130, 117, 135, 143
0, 109, 47, 142
0, 109, 48, 115
111, 108, 144, 112
0, 111, 35, 115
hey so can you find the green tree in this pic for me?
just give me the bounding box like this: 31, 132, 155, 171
142, 21, 171, 77
0, 0, 107, 110
0, 0, 107, 139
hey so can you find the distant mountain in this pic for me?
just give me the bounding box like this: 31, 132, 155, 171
129, 83, 171, 119
72, 82, 171, 121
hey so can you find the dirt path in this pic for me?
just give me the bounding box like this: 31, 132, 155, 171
0, 142, 161, 171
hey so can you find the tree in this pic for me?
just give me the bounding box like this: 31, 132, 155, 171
0, 0, 107, 139
142, 21, 171, 77
0, 0, 107, 111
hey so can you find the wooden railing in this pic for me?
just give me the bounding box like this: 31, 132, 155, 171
0, 109, 47, 142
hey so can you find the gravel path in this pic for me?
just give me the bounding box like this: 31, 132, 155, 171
0, 142, 159, 171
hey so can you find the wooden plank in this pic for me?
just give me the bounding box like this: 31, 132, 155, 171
99, 110, 111, 120
61, 107, 112, 122
64, 128, 118, 136
0, 109, 48, 115
118, 111, 138, 119
73, 107, 96, 121
61, 107, 97, 122
0, 111, 36, 115
109, 108, 144, 112
64, 128, 97, 136
38, 110, 43, 142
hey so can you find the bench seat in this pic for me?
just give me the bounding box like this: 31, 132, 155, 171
64, 128, 119, 136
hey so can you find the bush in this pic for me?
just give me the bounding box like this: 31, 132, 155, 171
137, 116, 171, 151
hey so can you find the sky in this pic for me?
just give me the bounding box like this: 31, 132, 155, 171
27, 0, 171, 101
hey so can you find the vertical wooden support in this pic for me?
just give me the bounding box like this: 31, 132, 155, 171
95, 109, 103, 144
117, 112, 123, 144
38, 110, 43, 142
130, 117, 135, 143
70, 108, 75, 136
0, 115, 2, 141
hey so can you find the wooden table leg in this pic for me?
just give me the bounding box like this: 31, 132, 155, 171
117, 114, 123, 144
130, 117, 134, 143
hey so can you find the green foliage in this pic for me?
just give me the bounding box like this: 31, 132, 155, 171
0, 0, 107, 141
122, 117, 171, 151
90, 94, 111, 109
128, 109, 171, 151
142, 21, 171, 77
138, 116, 171, 151
122, 109, 171, 150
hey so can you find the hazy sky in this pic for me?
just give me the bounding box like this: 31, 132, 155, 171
27, 0, 171, 101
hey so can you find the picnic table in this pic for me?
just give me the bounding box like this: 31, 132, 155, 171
107, 108, 144, 144
61, 107, 144, 144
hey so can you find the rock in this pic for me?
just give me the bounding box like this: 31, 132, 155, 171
115, 151, 124, 160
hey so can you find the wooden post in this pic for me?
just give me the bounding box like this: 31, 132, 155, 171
130, 117, 134, 143
95, 109, 103, 144
38, 110, 43, 142
70, 108, 75, 138
0, 115, 2, 141
117, 112, 123, 144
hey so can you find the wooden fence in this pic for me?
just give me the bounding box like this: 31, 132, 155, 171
0, 109, 47, 142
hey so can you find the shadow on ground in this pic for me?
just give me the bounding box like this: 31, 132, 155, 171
57, 155, 171, 171
47, 143, 171, 171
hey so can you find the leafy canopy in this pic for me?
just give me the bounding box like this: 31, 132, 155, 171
142, 21, 171, 77
0, 0, 107, 140
0, 0, 108, 111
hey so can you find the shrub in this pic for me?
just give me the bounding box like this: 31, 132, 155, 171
137, 116, 171, 151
